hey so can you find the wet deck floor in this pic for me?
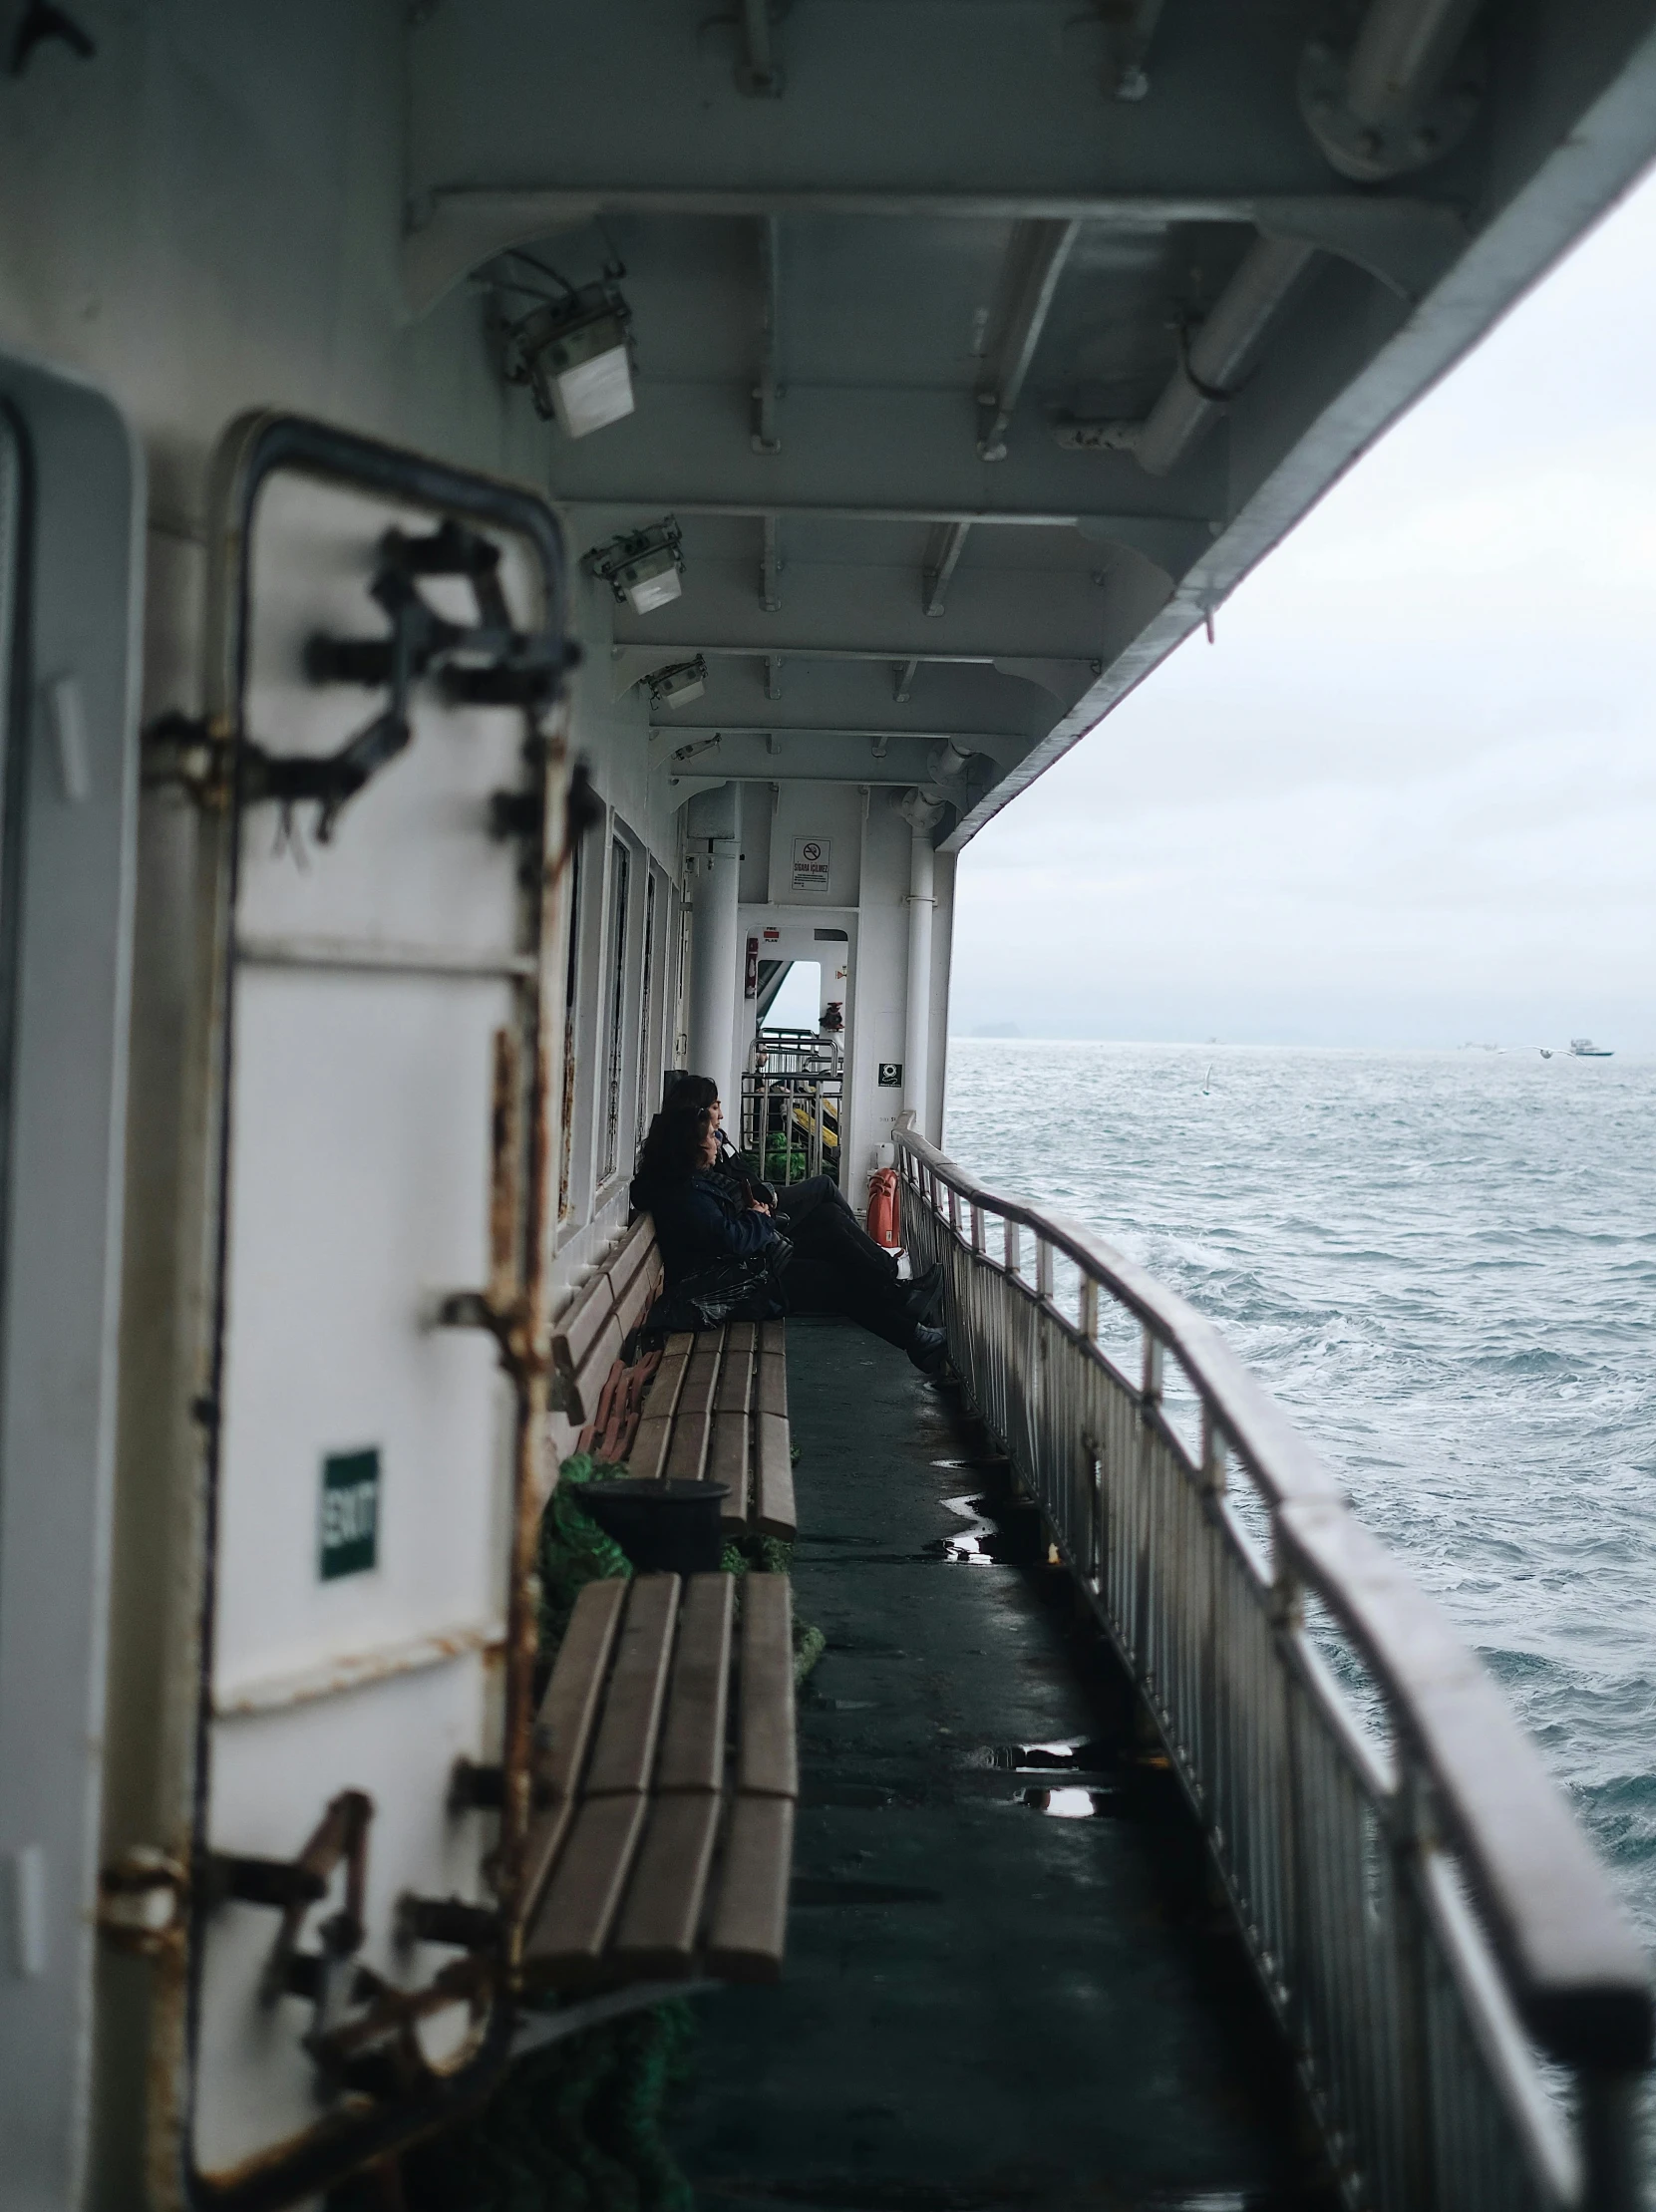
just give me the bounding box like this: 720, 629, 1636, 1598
675, 1317, 1332, 2212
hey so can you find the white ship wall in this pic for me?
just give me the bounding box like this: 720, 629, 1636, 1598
0, 13, 679, 2201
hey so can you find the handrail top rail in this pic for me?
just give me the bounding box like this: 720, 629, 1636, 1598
896, 1126, 1654, 2070
898, 1128, 1344, 1509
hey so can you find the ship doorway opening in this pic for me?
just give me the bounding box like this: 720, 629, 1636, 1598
762, 958, 820, 1031
745, 958, 842, 1187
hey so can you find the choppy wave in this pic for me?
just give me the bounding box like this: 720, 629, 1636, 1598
944, 1041, 1656, 1953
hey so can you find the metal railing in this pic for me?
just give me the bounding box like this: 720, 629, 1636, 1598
896, 1128, 1651, 2212
741, 1066, 840, 1186
751, 1024, 840, 1077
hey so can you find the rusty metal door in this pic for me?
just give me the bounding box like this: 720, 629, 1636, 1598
157, 419, 569, 2205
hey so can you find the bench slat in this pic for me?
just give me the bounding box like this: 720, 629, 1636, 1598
628, 1416, 673, 1483
708, 1333, 753, 1524
538, 1577, 629, 1799
705, 1794, 794, 1982
612, 1260, 658, 1345
551, 1275, 618, 1379
524, 1791, 650, 1974
714, 1336, 754, 1413
759, 1320, 787, 1359
629, 1336, 690, 1478
606, 1214, 655, 1302
754, 1413, 796, 1540
664, 1415, 712, 1483
647, 1344, 691, 1415
664, 1343, 721, 1481
708, 1415, 750, 1525
584, 1575, 680, 1795
755, 1352, 788, 1421
564, 1309, 623, 1425
611, 1792, 723, 1974
738, 1575, 798, 1798
655, 1573, 734, 1793
521, 1575, 633, 1915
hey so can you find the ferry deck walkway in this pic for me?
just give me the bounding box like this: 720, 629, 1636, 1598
675, 1316, 1332, 2212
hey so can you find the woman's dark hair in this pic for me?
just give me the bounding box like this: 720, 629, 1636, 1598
635, 1103, 713, 1191
662, 1071, 719, 1113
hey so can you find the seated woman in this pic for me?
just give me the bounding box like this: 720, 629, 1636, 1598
633, 1104, 947, 1375
651, 1072, 944, 1324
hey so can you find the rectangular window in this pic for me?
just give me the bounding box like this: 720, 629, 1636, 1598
601, 837, 631, 1183
557, 831, 584, 1220
635, 867, 657, 1149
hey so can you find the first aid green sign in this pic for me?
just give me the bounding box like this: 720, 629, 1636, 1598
319, 1447, 380, 1580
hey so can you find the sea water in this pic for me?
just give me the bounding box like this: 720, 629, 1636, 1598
943, 1041, 1656, 1963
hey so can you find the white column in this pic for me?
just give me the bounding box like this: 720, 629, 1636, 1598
686, 828, 742, 1110
900, 790, 943, 1137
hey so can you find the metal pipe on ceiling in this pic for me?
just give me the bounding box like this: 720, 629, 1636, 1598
1130, 0, 1477, 477
752, 216, 782, 453
921, 520, 972, 616
737, 0, 782, 96
1133, 235, 1317, 477
1299, 0, 1487, 179
1346, 0, 1483, 124
976, 219, 1080, 462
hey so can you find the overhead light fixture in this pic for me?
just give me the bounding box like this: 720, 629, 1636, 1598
587, 517, 684, 614
499, 256, 637, 440
647, 656, 708, 710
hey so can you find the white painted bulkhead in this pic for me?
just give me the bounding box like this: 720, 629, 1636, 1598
0, 15, 702, 2198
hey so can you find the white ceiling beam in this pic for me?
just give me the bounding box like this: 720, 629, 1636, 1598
544, 385, 1224, 561
409, 189, 1464, 315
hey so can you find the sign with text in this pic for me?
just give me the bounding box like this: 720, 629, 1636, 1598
791, 836, 830, 894
319, 1447, 380, 1580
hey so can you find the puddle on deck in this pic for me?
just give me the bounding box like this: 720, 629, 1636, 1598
1021, 1785, 1118, 1818
926, 1493, 1048, 1566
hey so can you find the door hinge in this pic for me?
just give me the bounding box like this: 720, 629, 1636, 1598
98, 1845, 187, 1956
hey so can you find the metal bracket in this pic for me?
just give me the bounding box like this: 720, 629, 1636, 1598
98, 1846, 187, 1957
206, 1787, 375, 2010
142, 710, 236, 810
736, 0, 784, 95
437, 1288, 547, 1388
281, 520, 575, 842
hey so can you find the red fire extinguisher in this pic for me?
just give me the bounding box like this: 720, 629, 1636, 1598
866, 1167, 901, 1250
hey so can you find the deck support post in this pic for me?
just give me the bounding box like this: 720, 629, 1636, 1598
899, 790, 943, 1138
686, 788, 742, 1111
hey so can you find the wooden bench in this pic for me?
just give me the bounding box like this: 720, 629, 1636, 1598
518, 1570, 797, 1987
528, 1218, 802, 2000
549, 1214, 664, 1455
629, 1320, 795, 1540
550, 1221, 796, 1543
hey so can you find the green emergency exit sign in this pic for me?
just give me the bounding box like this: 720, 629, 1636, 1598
319, 1447, 380, 1580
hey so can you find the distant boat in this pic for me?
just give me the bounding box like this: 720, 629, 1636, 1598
1569, 1038, 1613, 1057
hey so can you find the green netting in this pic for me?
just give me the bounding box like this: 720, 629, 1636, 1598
717, 1530, 825, 1684
362, 1999, 699, 2212
537, 1450, 632, 1657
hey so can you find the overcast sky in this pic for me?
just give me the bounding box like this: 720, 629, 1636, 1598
950, 164, 1656, 1050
